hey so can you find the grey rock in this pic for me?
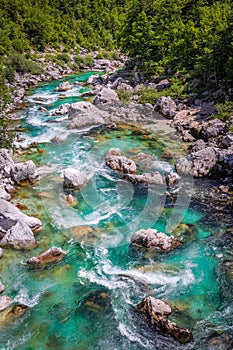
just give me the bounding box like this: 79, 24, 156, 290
68, 101, 107, 129
105, 155, 137, 174
156, 79, 170, 91
86, 75, 102, 85
0, 198, 42, 232
191, 139, 207, 152
126, 172, 164, 185
11, 160, 37, 184
154, 96, 177, 118
131, 228, 181, 251
50, 103, 70, 116
0, 248, 2, 258
63, 168, 88, 189
93, 87, 119, 105
221, 133, 233, 148
0, 221, 36, 249
55, 81, 73, 92
0, 280, 4, 293
0, 187, 11, 201
27, 246, 66, 267
105, 148, 123, 159
200, 118, 226, 140
137, 296, 193, 344
0, 150, 14, 171
217, 148, 233, 176
176, 147, 217, 177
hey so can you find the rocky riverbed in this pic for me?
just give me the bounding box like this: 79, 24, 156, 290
1, 66, 233, 349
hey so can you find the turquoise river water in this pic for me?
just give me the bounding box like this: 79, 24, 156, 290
0, 72, 232, 350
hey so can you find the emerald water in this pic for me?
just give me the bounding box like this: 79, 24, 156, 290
1, 73, 232, 350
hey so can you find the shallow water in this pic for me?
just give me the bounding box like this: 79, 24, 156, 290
1, 72, 232, 350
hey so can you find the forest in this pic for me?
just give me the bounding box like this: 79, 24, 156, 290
0, 0, 232, 90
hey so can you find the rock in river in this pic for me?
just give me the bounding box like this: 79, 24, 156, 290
105, 149, 137, 174
0, 295, 28, 325
27, 246, 66, 267
63, 168, 88, 189
137, 296, 193, 344
131, 228, 181, 252
93, 87, 119, 105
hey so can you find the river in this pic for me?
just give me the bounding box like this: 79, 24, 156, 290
0, 72, 232, 350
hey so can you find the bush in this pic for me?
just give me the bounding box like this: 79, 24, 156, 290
214, 100, 233, 121
74, 54, 94, 67
8, 52, 44, 75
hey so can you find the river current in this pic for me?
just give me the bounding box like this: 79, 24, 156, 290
0, 72, 232, 350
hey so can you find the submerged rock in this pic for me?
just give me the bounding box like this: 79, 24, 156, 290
27, 246, 66, 267
126, 172, 164, 185
207, 331, 233, 350
0, 295, 28, 325
136, 296, 193, 344
82, 289, 111, 314
0, 221, 36, 249
63, 168, 88, 189
131, 229, 181, 252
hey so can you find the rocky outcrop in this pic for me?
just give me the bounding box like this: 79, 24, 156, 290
93, 87, 119, 105
27, 246, 66, 267
136, 296, 193, 344
131, 229, 181, 252
0, 295, 28, 325
154, 96, 177, 118
126, 172, 164, 185
63, 168, 88, 189
105, 149, 137, 174
200, 118, 226, 140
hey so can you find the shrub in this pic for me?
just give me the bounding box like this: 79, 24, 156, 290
214, 100, 233, 121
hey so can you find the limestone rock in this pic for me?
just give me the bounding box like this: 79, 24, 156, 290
131, 229, 181, 251
0, 247, 2, 258
27, 246, 66, 267
0, 187, 11, 201
63, 168, 88, 189
126, 172, 164, 185
55, 81, 73, 92
50, 103, 70, 116
0, 279, 5, 293
68, 101, 107, 129
104, 148, 124, 159
0, 198, 42, 233
137, 296, 193, 344
200, 118, 226, 140
0, 221, 36, 249
154, 96, 177, 118
93, 87, 119, 105
105, 155, 137, 174
0, 295, 12, 311
11, 160, 37, 184
176, 147, 217, 177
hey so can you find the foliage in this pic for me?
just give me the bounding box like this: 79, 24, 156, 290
214, 100, 233, 121
0, 70, 15, 149
74, 54, 94, 67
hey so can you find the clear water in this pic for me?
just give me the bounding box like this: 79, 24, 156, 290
0, 72, 232, 350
